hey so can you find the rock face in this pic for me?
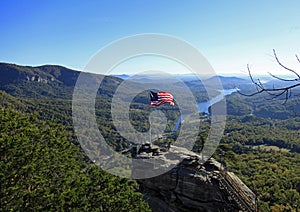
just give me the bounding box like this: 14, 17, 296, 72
0, 63, 81, 86
134, 145, 257, 212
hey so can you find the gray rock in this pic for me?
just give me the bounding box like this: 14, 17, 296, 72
135, 145, 257, 212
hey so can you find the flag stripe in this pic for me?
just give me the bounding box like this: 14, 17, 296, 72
150, 91, 175, 107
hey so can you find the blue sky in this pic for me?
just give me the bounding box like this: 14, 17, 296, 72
1, 0, 299, 75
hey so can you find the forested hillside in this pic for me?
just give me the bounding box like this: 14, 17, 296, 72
217, 92, 300, 210
0, 63, 151, 210
0, 107, 150, 211
1, 62, 299, 211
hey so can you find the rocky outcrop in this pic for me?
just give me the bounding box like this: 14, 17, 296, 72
0, 63, 57, 85
26, 75, 53, 83
133, 145, 257, 212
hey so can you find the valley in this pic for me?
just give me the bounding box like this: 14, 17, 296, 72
0, 62, 299, 211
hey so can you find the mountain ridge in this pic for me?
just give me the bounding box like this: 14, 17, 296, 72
0, 62, 123, 99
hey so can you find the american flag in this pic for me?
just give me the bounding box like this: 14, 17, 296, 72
150, 91, 175, 107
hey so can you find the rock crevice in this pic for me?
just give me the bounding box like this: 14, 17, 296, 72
133, 145, 257, 212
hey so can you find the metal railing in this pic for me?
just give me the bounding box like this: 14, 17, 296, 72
218, 171, 257, 212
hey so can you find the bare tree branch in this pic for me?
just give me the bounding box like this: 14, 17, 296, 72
273, 49, 300, 79
238, 50, 300, 104
268, 72, 298, 82
296, 54, 300, 63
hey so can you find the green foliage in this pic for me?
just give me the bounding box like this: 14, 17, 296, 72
223, 115, 300, 153
1, 62, 300, 211
223, 149, 300, 211
0, 90, 27, 110
0, 108, 150, 211
228, 88, 300, 119
214, 110, 300, 210
226, 94, 252, 116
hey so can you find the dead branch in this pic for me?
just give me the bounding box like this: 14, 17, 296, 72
238, 50, 300, 104
273, 49, 300, 79
296, 54, 300, 63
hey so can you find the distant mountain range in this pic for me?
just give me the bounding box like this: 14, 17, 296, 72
1, 62, 296, 121
111, 73, 251, 90
203, 75, 250, 89
0, 63, 80, 86
0, 62, 256, 100
0, 63, 124, 99
111, 74, 130, 79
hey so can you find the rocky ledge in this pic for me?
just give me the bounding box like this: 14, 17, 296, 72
132, 144, 257, 212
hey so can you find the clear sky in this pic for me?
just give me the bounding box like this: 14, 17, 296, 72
1, 0, 299, 75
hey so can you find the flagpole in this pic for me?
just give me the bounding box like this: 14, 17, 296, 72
149, 91, 151, 144
149, 115, 151, 143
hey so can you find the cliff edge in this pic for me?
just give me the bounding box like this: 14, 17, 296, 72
132, 144, 257, 212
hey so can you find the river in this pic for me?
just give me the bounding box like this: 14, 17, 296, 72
172, 89, 237, 132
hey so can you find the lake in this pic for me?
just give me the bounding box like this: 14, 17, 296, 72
172, 89, 237, 132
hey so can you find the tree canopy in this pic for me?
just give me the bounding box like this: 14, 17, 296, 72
0, 107, 150, 211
